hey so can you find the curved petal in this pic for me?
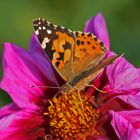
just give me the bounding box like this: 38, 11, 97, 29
117, 94, 140, 109
119, 110, 140, 129
84, 13, 110, 50
138, 68, 140, 74
0, 103, 20, 119
110, 110, 140, 140
0, 110, 45, 140
105, 52, 140, 94
100, 93, 140, 115
0, 42, 58, 110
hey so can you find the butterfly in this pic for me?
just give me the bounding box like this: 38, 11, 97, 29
33, 18, 118, 93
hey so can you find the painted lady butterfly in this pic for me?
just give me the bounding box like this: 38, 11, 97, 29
33, 18, 118, 93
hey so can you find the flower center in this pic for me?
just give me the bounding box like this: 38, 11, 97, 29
44, 90, 100, 139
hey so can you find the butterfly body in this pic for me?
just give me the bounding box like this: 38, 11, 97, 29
33, 18, 118, 93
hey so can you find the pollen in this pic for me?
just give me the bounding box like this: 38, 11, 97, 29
44, 90, 100, 139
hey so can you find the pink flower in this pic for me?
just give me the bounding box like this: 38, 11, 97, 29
0, 13, 140, 140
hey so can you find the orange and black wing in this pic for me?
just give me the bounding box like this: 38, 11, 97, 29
70, 31, 115, 90
71, 31, 107, 78
33, 18, 75, 81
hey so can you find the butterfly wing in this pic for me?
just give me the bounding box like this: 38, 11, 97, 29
33, 18, 75, 81
70, 31, 107, 79
69, 31, 111, 90
71, 55, 119, 90
33, 18, 117, 91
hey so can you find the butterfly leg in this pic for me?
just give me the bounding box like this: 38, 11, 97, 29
53, 86, 64, 97
53, 83, 72, 97
86, 84, 106, 93
86, 84, 107, 107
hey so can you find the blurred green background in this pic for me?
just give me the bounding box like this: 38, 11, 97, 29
0, 0, 140, 107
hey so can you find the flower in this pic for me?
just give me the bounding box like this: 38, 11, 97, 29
0, 13, 140, 140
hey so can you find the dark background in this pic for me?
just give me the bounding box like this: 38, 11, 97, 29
0, 0, 140, 107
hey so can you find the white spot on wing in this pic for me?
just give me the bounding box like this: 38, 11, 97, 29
35, 30, 39, 35
33, 24, 37, 26
41, 44, 46, 49
39, 27, 42, 30
61, 26, 65, 29
47, 21, 51, 24
68, 29, 72, 32
53, 24, 57, 28
47, 29, 52, 34
43, 26, 46, 30
44, 37, 50, 43
42, 37, 50, 49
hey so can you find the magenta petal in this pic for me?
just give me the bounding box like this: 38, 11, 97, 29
118, 110, 140, 129
0, 42, 57, 110
138, 68, 140, 76
117, 94, 140, 109
84, 13, 110, 50
29, 34, 45, 55
29, 34, 60, 85
100, 94, 140, 115
110, 110, 139, 140
105, 52, 140, 93
0, 110, 45, 140
0, 103, 20, 119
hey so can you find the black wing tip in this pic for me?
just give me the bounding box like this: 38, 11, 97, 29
32, 18, 46, 27
33, 17, 45, 22
33, 17, 47, 30
32, 18, 52, 28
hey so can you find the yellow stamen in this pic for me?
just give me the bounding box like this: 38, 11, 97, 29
44, 89, 100, 139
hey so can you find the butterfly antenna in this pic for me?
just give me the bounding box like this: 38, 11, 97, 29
29, 85, 61, 89
87, 85, 107, 93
